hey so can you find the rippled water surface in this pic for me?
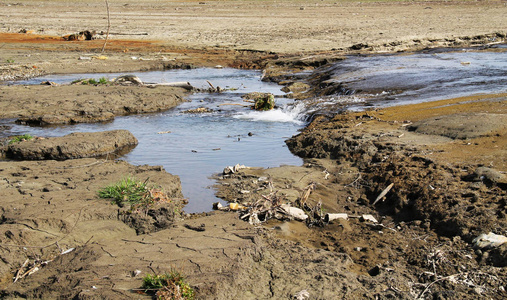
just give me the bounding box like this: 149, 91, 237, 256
5, 68, 306, 212
3, 47, 506, 212
316, 47, 507, 110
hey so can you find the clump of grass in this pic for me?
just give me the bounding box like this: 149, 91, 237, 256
142, 271, 195, 300
98, 76, 108, 84
8, 134, 34, 144
98, 177, 150, 207
6, 59, 15, 63
98, 176, 174, 214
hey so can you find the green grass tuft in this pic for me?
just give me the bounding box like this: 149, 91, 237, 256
8, 134, 34, 144
142, 270, 195, 300
98, 177, 149, 207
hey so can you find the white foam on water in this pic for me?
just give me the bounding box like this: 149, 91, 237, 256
233, 101, 306, 124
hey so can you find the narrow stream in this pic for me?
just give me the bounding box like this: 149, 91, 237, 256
3, 68, 306, 213
2, 46, 506, 212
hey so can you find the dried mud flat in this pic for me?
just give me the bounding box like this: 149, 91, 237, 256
1, 0, 507, 299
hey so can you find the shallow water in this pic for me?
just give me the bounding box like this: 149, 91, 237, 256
3, 47, 507, 212
317, 46, 507, 110
3, 68, 305, 212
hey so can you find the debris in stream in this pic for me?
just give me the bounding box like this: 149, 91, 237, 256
223, 164, 249, 175
112, 74, 143, 85
107, 75, 194, 90
147, 81, 194, 90
183, 107, 213, 114
242, 92, 276, 111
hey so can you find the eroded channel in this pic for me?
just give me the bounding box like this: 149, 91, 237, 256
2, 47, 506, 212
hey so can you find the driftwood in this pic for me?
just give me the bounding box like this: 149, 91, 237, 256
146, 82, 194, 90
113, 75, 144, 85
372, 183, 394, 205
13, 259, 29, 283
238, 192, 292, 225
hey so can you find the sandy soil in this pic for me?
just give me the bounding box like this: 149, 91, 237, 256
0, 0, 506, 299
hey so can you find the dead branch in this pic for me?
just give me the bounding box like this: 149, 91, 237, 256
101, 0, 111, 53
13, 259, 29, 283
298, 182, 316, 207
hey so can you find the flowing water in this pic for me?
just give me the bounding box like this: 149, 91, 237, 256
3, 68, 306, 212
2, 46, 506, 212
308, 46, 507, 112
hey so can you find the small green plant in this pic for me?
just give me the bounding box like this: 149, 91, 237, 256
142, 271, 195, 300
6, 59, 15, 63
71, 77, 108, 85
8, 134, 34, 144
98, 76, 108, 84
98, 176, 150, 207
253, 94, 275, 111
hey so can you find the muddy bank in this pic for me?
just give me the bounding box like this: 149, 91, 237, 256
0, 159, 185, 295
215, 95, 507, 299
5, 130, 138, 160
0, 85, 187, 125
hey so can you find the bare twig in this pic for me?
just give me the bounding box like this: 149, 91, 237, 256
101, 0, 111, 53
299, 182, 316, 207
13, 259, 29, 283
415, 273, 465, 300
345, 173, 362, 188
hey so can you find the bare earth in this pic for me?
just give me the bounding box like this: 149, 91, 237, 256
0, 0, 506, 299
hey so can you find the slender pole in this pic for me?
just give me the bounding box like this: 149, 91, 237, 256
101, 0, 111, 53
